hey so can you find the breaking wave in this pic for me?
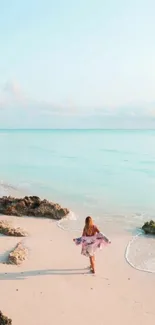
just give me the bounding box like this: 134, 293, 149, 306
125, 232, 155, 273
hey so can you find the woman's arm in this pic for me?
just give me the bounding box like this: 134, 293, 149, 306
82, 227, 86, 236
95, 226, 100, 234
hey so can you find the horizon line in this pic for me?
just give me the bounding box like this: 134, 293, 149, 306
0, 128, 155, 131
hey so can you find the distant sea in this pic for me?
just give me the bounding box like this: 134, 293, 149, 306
0, 129, 155, 232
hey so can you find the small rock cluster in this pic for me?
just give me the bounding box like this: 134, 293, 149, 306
0, 196, 69, 220
0, 220, 28, 265
0, 220, 27, 237
142, 220, 155, 235
8, 242, 28, 265
0, 311, 12, 325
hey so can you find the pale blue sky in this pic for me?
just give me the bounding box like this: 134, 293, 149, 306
0, 0, 155, 128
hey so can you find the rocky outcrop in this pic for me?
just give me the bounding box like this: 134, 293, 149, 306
0, 220, 27, 237
8, 242, 28, 265
142, 220, 155, 235
0, 311, 12, 324
0, 196, 69, 220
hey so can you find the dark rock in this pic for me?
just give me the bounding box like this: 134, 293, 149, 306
8, 242, 28, 265
16, 200, 26, 209
29, 196, 41, 201
27, 209, 36, 216
0, 196, 69, 220
142, 220, 155, 235
0, 220, 27, 237
0, 311, 12, 324
4, 206, 20, 216
57, 207, 69, 218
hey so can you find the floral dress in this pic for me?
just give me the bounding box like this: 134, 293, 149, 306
74, 226, 110, 257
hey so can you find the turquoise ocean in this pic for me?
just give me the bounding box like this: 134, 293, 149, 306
0, 129, 155, 223
1, 129, 155, 272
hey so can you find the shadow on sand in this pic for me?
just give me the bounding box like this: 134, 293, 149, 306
0, 268, 90, 280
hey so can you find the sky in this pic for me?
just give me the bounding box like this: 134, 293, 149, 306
0, 0, 155, 128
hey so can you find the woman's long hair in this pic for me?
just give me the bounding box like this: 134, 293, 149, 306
85, 216, 93, 231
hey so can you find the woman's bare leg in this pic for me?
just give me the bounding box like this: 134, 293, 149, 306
89, 256, 95, 273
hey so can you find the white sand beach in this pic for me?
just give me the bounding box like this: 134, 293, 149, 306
0, 214, 154, 325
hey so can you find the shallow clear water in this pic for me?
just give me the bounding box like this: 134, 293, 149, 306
125, 232, 155, 273
0, 129, 155, 231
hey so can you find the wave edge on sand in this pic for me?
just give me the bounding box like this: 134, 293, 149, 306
125, 231, 155, 273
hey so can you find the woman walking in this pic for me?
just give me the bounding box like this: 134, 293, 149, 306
74, 216, 111, 274
82, 216, 100, 273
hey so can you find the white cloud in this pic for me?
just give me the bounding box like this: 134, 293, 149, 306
3, 80, 22, 96
0, 80, 155, 122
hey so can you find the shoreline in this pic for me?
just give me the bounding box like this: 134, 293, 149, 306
0, 214, 155, 324
1, 180, 155, 221
1, 183, 155, 229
